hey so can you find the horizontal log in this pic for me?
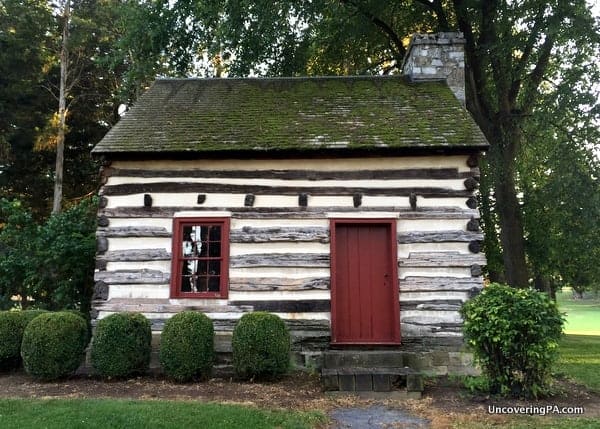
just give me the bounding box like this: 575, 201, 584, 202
467, 153, 479, 168
100, 206, 481, 220
97, 248, 171, 262
401, 323, 463, 337
95, 298, 252, 314
108, 168, 466, 181
400, 276, 484, 292
140, 318, 331, 332
397, 230, 483, 244
93, 281, 109, 301
468, 240, 482, 253
97, 237, 108, 253
230, 226, 329, 243
465, 197, 478, 209
463, 177, 479, 191
94, 269, 170, 284
466, 218, 480, 232
229, 300, 330, 313
229, 277, 330, 291
97, 226, 171, 238
401, 316, 462, 327
470, 264, 483, 277
398, 252, 486, 268
400, 300, 465, 312
230, 253, 330, 268
101, 182, 472, 198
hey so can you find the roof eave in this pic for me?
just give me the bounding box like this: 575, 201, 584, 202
91, 144, 488, 161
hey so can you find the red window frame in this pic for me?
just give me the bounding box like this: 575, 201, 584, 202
170, 217, 230, 299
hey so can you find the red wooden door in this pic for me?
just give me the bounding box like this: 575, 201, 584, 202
330, 220, 400, 344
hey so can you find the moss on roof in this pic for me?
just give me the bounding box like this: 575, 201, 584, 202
92, 76, 488, 155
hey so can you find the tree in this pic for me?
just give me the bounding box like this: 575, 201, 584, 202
0, 197, 96, 312
52, 0, 70, 214
0, 0, 56, 217
2, 0, 125, 217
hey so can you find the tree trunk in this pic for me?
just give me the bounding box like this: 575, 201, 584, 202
534, 274, 556, 300
52, 0, 69, 215
488, 124, 530, 288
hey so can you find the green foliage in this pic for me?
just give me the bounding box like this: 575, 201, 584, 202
0, 310, 49, 371
0, 198, 96, 312
21, 309, 50, 324
461, 283, 565, 398
0, 311, 28, 370
62, 309, 92, 346
159, 311, 215, 382
0, 0, 104, 215
91, 312, 152, 378
522, 139, 600, 294
20, 311, 88, 380
232, 312, 290, 380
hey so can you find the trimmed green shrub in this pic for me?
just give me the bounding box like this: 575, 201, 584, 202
0, 311, 27, 370
160, 311, 215, 381
0, 310, 48, 371
91, 312, 152, 378
461, 283, 565, 398
63, 309, 92, 346
232, 312, 290, 380
20, 311, 88, 380
21, 309, 50, 325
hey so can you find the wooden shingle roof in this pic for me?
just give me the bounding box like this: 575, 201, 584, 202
92, 76, 488, 157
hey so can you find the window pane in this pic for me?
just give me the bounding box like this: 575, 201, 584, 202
183, 260, 198, 275
208, 260, 221, 275
198, 260, 208, 275
183, 225, 203, 256
208, 242, 221, 257
207, 276, 220, 292
181, 275, 193, 292
209, 226, 221, 241
195, 276, 208, 292
200, 226, 209, 242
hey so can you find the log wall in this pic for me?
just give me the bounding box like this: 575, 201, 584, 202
94, 155, 485, 366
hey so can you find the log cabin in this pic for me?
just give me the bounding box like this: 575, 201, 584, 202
92, 32, 487, 392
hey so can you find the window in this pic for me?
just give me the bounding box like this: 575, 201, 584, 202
170, 218, 230, 298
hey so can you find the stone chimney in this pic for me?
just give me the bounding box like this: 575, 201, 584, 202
402, 32, 466, 104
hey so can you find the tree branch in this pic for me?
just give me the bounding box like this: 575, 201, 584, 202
521, 32, 556, 114
481, 0, 512, 114
508, 6, 547, 105
452, 0, 493, 127
339, 0, 405, 60
413, 0, 450, 31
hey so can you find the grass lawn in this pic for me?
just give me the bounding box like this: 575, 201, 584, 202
0, 398, 326, 429
555, 288, 600, 392
556, 288, 600, 335
556, 334, 600, 393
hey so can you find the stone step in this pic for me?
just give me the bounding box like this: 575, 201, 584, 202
322, 350, 407, 369
321, 367, 417, 376
321, 369, 424, 394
